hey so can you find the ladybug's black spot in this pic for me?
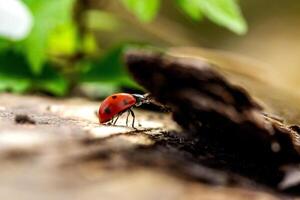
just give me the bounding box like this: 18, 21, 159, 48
104, 107, 111, 114
112, 95, 117, 99
123, 99, 129, 105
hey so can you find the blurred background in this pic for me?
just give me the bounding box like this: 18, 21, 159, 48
0, 0, 299, 99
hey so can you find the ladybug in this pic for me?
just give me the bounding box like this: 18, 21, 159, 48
98, 93, 148, 128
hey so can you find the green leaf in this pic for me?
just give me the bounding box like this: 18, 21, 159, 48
176, 0, 203, 20
81, 33, 98, 55
48, 23, 78, 56
0, 50, 68, 96
194, 0, 247, 34
80, 44, 140, 89
80, 45, 126, 82
33, 64, 69, 96
121, 0, 160, 22
21, 0, 76, 74
0, 50, 32, 93
0, 39, 12, 53
0, 75, 31, 93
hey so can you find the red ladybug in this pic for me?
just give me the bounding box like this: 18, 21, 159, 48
98, 93, 147, 128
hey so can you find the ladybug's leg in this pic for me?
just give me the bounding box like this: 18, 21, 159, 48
107, 116, 114, 125
129, 109, 135, 128
113, 111, 126, 125
113, 113, 120, 125
126, 109, 130, 126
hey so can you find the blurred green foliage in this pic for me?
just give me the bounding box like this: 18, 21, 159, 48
21, 0, 76, 74
0, 0, 247, 98
80, 44, 139, 87
176, 0, 204, 21
121, 0, 161, 22
189, 0, 247, 34
0, 50, 67, 95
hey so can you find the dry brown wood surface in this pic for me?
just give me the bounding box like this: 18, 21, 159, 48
1, 47, 300, 199
0, 94, 284, 200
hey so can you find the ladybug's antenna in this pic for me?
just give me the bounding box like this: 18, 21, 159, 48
132, 93, 171, 112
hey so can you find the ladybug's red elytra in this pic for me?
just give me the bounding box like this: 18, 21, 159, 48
98, 93, 148, 128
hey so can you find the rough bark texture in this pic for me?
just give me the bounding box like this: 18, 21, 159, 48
125, 49, 300, 195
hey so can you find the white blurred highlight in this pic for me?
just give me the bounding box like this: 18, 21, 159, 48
0, 0, 33, 40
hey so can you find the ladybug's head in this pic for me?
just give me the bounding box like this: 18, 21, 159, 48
132, 93, 150, 107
